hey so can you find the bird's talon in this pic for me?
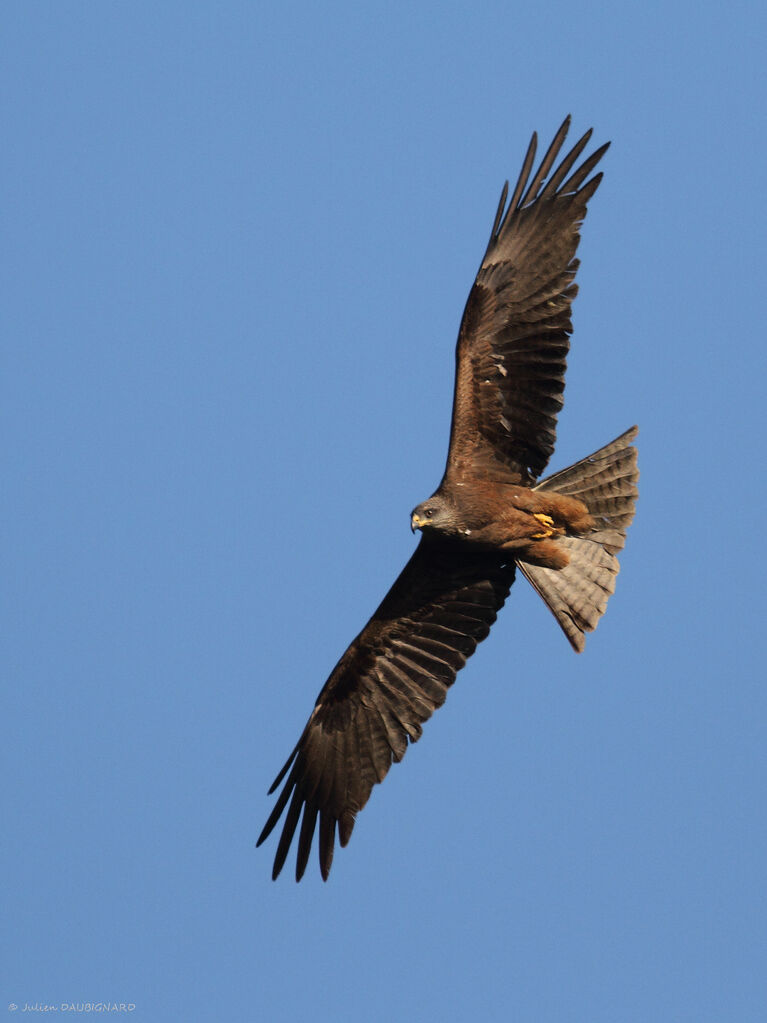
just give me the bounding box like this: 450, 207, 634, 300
532, 512, 555, 538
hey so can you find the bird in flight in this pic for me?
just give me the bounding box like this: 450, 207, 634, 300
258, 117, 639, 881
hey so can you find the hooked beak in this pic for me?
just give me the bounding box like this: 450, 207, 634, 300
411, 513, 423, 533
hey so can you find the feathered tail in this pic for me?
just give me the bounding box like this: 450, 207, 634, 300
517, 427, 639, 652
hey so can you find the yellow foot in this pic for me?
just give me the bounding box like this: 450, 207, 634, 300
531, 513, 555, 539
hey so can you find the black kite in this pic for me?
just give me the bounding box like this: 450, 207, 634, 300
258, 117, 639, 881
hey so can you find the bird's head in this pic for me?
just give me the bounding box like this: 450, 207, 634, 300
410, 495, 453, 534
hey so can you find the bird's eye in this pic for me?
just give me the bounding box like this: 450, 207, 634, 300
425, 509, 433, 518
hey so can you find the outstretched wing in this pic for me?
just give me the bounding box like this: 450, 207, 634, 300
257, 539, 516, 881
444, 116, 609, 487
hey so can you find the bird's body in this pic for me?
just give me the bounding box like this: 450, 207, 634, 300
258, 117, 639, 881
412, 481, 593, 567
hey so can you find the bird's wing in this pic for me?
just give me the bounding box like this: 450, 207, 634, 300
444, 117, 609, 487
257, 538, 516, 881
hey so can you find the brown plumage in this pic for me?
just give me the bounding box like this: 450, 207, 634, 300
258, 117, 639, 881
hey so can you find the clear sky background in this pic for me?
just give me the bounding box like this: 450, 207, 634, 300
4, 3, 766, 1021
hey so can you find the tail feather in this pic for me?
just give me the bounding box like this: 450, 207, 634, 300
518, 427, 639, 652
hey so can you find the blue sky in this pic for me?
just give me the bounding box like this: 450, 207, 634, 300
3, 3, 766, 1021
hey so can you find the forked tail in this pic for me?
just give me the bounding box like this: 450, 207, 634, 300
517, 427, 639, 652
